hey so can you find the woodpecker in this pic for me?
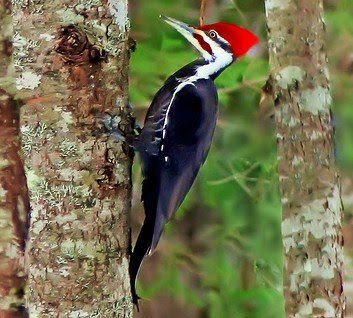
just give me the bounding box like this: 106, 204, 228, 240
128, 16, 258, 306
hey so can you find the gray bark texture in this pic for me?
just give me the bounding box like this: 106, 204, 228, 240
0, 0, 29, 317
264, 0, 345, 317
12, 0, 133, 316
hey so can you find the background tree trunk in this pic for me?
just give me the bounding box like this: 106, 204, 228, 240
0, 0, 29, 317
264, 1, 345, 317
12, 0, 133, 316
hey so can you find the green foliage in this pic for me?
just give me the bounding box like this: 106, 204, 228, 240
129, 1, 352, 317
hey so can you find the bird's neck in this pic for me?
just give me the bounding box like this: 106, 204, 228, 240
167, 53, 234, 85
198, 53, 234, 80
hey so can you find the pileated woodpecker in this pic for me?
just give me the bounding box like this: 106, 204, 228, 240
128, 16, 258, 306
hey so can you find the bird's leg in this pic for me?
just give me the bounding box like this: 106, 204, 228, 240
102, 113, 140, 148
102, 113, 126, 142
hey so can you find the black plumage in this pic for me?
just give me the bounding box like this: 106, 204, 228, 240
129, 59, 222, 306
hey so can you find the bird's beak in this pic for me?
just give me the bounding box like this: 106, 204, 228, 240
160, 15, 212, 59
160, 15, 197, 43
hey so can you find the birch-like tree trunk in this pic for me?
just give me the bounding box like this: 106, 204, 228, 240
264, 1, 345, 317
13, 1, 133, 316
0, 1, 29, 316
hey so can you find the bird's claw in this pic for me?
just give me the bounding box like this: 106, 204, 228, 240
102, 113, 127, 142
102, 113, 141, 149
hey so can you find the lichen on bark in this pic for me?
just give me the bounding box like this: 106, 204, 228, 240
0, 0, 29, 316
265, 0, 345, 317
12, 0, 133, 316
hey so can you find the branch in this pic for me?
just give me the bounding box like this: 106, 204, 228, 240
199, 0, 208, 26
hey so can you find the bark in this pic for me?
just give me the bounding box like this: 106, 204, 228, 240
12, 0, 133, 316
264, 1, 345, 317
0, 0, 29, 317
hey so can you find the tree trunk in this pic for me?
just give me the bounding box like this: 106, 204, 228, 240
13, 0, 133, 316
264, 1, 345, 317
0, 0, 29, 317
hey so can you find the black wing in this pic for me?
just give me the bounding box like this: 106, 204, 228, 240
148, 81, 218, 251
134, 78, 178, 155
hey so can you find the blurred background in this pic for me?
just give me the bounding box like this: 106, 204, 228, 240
128, 1, 353, 317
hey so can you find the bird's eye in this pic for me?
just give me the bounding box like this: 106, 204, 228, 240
208, 30, 218, 38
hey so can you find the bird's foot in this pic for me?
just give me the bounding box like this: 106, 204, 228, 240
102, 113, 127, 142
102, 113, 140, 148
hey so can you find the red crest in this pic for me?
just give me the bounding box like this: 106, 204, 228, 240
199, 23, 258, 57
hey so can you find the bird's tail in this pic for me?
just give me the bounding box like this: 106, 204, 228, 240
129, 173, 160, 309
129, 217, 154, 310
